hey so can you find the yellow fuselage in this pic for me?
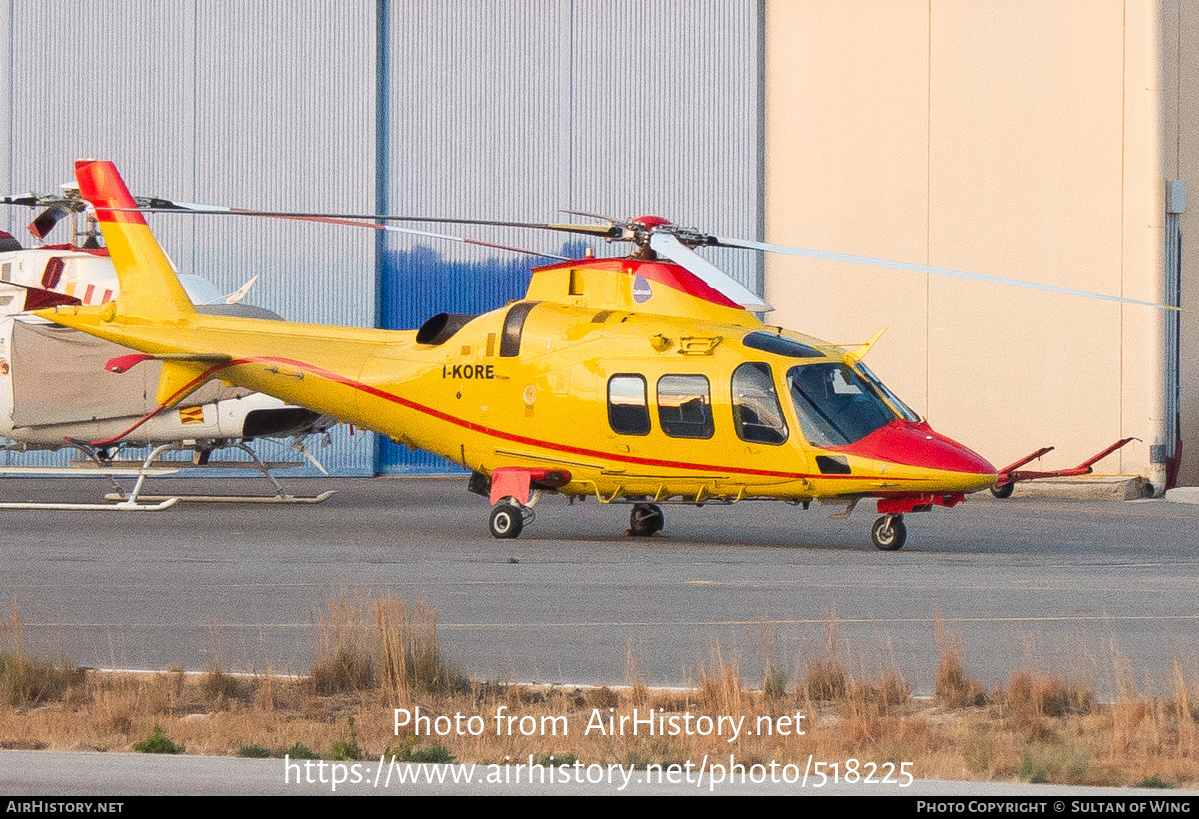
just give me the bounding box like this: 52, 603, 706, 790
44, 298, 994, 504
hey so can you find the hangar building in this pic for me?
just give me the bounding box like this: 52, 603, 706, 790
0, 1, 1195, 490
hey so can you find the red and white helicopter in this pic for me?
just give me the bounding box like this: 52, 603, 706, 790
0, 186, 336, 509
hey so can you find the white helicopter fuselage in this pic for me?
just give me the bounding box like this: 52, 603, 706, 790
0, 243, 331, 451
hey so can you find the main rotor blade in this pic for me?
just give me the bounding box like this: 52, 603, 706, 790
129, 201, 622, 238
273, 211, 573, 261
649, 232, 770, 311
716, 236, 1180, 312
120, 203, 599, 259
1, 281, 82, 310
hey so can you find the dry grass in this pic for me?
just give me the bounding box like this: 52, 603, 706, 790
311, 588, 457, 701
0, 601, 84, 708
0, 594, 1196, 788
934, 614, 987, 708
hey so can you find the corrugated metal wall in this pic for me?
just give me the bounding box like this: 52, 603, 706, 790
0, 0, 762, 476
378, 0, 763, 473
0, 0, 377, 473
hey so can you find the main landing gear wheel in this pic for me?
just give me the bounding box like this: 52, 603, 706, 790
489, 502, 524, 539
990, 482, 1015, 499
871, 514, 907, 551
627, 502, 664, 537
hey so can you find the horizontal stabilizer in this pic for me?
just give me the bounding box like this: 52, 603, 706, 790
106, 352, 232, 375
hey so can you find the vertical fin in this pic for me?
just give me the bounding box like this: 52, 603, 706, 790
155, 360, 213, 407
73, 160, 195, 324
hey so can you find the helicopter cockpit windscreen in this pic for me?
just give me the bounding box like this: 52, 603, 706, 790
786, 362, 897, 447
853, 361, 921, 422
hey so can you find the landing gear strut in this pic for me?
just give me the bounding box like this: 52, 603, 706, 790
871, 514, 906, 551
627, 502, 664, 537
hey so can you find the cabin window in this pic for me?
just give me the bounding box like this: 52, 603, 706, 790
786, 362, 895, 446
41, 257, 64, 289
608, 375, 650, 435
657, 374, 714, 439
731, 363, 788, 445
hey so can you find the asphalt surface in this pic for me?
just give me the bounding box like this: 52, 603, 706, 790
2, 476, 1196, 697
7, 749, 1197, 796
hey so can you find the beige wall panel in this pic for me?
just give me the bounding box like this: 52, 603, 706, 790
765, 0, 1167, 478
765, 1, 931, 420
927, 1, 1131, 470
1119, 0, 1166, 479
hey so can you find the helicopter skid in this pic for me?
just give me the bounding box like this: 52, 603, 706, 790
103, 490, 337, 504
0, 497, 178, 511
0, 465, 180, 477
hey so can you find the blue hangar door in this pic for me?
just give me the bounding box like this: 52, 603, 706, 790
374, 245, 537, 475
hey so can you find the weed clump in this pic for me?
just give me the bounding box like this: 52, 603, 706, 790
311, 588, 374, 695
331, 717, 363, 760
802, 608, 848, 701
311, 588, 464, 700
698, 647, 743, 713
375, 595, 459, 702
584, 686, 620, 710
0, 653, 84, 708
934, 616, 987, 709
397, 744, 454, 764
134, 724, 183, 754
0, 603, 84, 707
802, 658, 846, 701
236, 743, 272, 758
1006, 671, 1093, 718
1137, 776, 1173, 789
285, 742, 319, 760
1017, 742, 1090, 785
847, 669, 911, 716
763, 665, 788, 700
200, 670, 244, 705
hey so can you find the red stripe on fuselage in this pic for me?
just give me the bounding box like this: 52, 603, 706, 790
95, 354, 946, 483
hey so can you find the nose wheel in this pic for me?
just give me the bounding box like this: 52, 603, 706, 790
627, 503, 665, 537
871, 514, 906, 551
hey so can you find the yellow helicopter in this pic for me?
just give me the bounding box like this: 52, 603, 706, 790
39, 160, 1163, 548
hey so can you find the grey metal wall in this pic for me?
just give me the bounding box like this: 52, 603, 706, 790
378, 0, 763, 473
0, 0, 762, 475
0, 0, 378, 473
382, 0, 762, 286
